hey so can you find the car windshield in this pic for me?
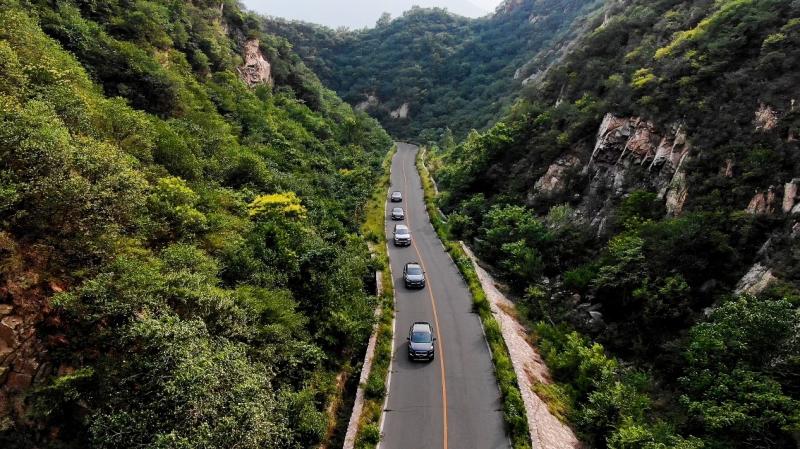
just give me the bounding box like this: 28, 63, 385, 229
407, 265, 422, 275
393, 208, 403, 213
396, 226, 408, 233
411, 331, 432, 343
392, 192, 401, 196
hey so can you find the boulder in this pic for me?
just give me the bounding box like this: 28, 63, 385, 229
389, 103, 409, 119
754, 103, 778, 131
735, 263, 776, 296
237, 39, 272, 87
665, 168, 689, 216
534, 154, 581, 194
783, 179, 800, 213
746, 188, 777, 215
355, 94, 379, 111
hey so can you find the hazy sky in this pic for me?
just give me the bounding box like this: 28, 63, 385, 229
242, 0, 504, 29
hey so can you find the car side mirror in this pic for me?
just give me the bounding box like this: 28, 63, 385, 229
406, 337, 410, 341
433, 337, 437, 341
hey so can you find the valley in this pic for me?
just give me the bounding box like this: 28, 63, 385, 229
1, 0, 799, 448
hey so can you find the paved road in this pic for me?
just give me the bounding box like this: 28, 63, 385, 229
380, 142, 508, 449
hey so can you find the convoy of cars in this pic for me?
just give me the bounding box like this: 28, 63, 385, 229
389, 190, 435, 362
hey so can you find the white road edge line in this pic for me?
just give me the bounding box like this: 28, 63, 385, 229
377, 170, 397, 448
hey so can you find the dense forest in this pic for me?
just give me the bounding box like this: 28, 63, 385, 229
265, 0, 603, 139
3, 0, 800, 448
428, 0, 800, 447
0, 0, 392, 447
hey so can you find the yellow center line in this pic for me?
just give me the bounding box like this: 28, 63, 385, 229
399, 149, 449, 449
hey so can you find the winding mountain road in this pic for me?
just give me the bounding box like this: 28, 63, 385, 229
380, 142, 509, 449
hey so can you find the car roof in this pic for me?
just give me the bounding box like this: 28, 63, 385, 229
395, 224, 409, 231
411, 322, 432, 332
392, 191, 402, 194
405, 262, 421, 268
392, 207, 403, 211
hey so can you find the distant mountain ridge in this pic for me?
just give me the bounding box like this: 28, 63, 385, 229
246, 0, 490, 29
264, 0, 604, 139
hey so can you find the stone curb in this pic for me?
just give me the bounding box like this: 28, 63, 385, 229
342, 270, 384, 449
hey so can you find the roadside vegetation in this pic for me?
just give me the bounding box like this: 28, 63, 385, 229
353, 146, 396, 449
0, 1, 393, 447
424, 0, 800, 447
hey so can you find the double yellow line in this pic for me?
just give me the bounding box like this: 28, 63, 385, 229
398, 150, 449, 449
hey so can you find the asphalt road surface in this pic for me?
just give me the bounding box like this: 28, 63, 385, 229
380, 142, 509, 449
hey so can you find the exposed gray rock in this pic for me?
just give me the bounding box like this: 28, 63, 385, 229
390, 103, 409, 119
746, 187, 777, 215
783, 179, 800, 213
754, 103, 778, 132
356, 94, 379, 111
576, 113, 693, 228
735, 263, 776, 296
534, 154, 581, 195
237, 39, 272, 87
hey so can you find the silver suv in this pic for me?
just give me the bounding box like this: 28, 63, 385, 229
393, 224, 411, 246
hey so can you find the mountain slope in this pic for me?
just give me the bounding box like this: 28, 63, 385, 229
430, 0, 800, 447
0, 0, 391, 447
265, 0, 604, 138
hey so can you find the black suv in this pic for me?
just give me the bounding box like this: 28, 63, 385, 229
391, 207, 405, 220
403, 262, 425, 288
407, 322, 435, 361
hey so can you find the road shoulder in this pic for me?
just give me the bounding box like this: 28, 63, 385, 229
461, 244, 583, 449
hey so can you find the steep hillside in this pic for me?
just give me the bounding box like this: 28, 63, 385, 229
265, 0, 604, 139
0, 0, 391, 447
431, 0, 800, 447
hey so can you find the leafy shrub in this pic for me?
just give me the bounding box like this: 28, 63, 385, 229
364, 372, 386, 400
358, 423, 381, 445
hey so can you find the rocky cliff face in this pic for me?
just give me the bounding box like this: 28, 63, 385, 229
238, 39, 272, 87
389, 103, 410, 119
531, 113, 692, 235
0, 238, 64, 432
